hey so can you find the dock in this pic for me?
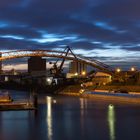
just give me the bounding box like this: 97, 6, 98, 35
0, 101, 36, 111
59, 92, 140, 105
0, 92, 38, 111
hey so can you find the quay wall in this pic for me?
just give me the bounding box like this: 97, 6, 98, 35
58, 92, 140, 105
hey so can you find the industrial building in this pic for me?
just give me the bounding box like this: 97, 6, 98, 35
69, 61, 87, 75
92, 72, 112, 85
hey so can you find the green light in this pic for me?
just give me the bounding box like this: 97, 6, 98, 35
108, 104, 116, 140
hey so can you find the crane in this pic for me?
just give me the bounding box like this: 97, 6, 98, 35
50, 46, 76, 77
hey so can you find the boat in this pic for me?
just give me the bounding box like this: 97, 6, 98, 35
0, 91, 37, 110
0, 94, 13, 103
0, 102, 35, 110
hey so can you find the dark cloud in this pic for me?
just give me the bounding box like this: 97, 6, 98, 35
0, 0, 140, 68
121, 46, 140, 51
69, 41, 106, 50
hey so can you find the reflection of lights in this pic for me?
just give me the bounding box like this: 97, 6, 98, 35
80, 98, 88, 115
108, 104, 115, 140
80, 98, 84, 130
79, 89, 85, 94
53, 100, 57, 104
109, 104, 114, 109
80, 98, 84, 110
46, 96, 53, 140
80, 98, 88, 131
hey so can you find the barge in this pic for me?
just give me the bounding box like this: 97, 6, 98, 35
0, 102, 35, 111
0, 94, 36, 111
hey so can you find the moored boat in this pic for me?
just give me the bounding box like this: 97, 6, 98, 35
0, 94, 13, 103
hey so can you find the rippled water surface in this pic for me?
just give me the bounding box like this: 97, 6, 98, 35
0, 90, 140, 140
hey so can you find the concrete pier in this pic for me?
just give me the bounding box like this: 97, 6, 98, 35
58, 92, 140, 105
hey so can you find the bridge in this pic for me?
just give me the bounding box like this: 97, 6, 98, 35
0, 47, 114, 75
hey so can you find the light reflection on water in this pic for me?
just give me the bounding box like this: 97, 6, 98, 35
108, 105, 116, 140
80, 98, 85, 132
0, 91, 140, 140
46, 96, 53, 140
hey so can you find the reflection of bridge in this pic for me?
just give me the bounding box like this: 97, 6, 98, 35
0, 47, 114, 74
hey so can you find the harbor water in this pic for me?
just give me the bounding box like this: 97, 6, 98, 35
0, 90, 140, 140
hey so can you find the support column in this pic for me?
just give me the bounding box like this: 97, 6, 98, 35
33, 91, 38, 108
28, 56, 46, 74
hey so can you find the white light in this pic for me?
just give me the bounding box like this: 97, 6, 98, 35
109, 104, 114, 109
116, 68, 121, 73
53, 100, 56, 104
80, 98, 84, 117
47, 78, 51, 82
46, 96, 53, 140
131, 67, 135, 72
82, 71, 86, 75
74, 72, 78, 76
108, 104, 115, 140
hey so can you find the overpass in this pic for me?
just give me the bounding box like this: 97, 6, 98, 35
0, 47, 114, 75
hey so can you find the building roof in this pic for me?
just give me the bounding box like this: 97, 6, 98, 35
95, 72, 111, 77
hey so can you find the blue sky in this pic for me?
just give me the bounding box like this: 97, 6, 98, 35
0, 0, 140, 70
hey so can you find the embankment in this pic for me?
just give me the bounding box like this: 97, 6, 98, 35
96, 85, 140, 93
58, 91, 140, 105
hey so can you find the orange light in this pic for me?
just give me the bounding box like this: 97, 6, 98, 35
74, 72, 78, 76
131, 67, 135, 72
116, 68, 121, 73
82, 71, 86, 75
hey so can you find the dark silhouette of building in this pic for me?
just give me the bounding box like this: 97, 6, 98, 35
28, 56, 46, 73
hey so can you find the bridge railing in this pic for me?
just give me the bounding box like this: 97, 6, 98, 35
76, 54, 114, 72
0, 49, 114, 74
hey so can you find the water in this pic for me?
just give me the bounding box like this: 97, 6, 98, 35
0, 90, 140, 140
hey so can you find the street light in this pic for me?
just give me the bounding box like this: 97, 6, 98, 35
116, 68, 121, 73
131, 67, 135, 72
82, 71, 86, 76
74, 72, 78, 76
47, 78, 51, 82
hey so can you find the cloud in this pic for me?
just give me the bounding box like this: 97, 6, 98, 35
0, 0, 139, 69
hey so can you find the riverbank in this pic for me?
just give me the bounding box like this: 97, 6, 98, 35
61, 84, 140, 94
95, 85, 140, 93
0, 81, 65, 94
58, 91, 140, 105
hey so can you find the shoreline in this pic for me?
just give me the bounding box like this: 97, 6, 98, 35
58, 91, 140, 105
94, 89, 140, 95
95, 85, 140, 93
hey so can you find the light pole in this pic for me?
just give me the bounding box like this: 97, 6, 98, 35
116, 68, 121, 73
130, 67, 135, 72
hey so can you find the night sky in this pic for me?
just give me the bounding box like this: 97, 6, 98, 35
1, 0, 140, 70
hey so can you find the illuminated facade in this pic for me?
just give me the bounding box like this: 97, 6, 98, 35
92, 72, 112, 85
69, 61, 87, 75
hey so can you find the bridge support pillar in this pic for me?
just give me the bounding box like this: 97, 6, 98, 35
33, 92, 38, 108
28, 56, 46, 74
69, 61, 87, 75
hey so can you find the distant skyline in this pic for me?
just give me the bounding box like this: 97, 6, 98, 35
0, 0, 140, 70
